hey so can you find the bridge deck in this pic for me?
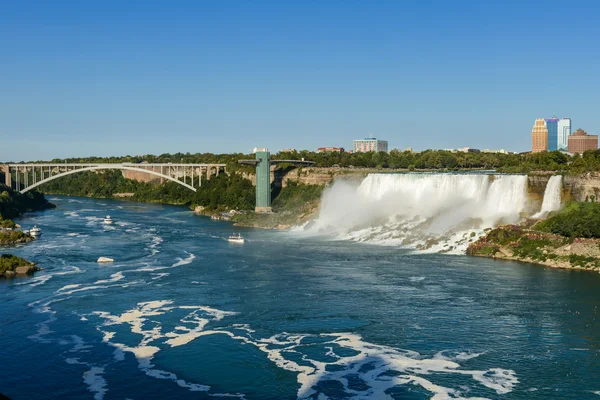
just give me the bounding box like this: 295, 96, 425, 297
7, 163, 226, 167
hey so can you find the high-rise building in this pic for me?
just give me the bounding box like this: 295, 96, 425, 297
353, 135, 388, 153
545, 117, 559, 151
531, 118, 548, 153
557, 118, 571, 151
568, 129, 598, 154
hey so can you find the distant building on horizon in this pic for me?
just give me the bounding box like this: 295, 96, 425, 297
444, 147, 481, 153
482, 149, 509, 154
353, 134, 388, 153
568, 129, 598, 154
531, 116, 570, 152
317, 147, 342, 153
558, 118, 571, 151
531, 118, 549, 153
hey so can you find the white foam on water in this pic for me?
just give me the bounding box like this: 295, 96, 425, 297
57, 284, 82, 293
94, 272, 125, 285
148, 235, 163, 256
223, 327, 518, 400
305, 174, 529, 253
83, 298, 519, 399
15, 274, 52, 287
84, 366, 108, 400
132, 252, 196, 273
90, 300, 238, 396
64, 357, 108, 400
172, 252, 196, 267
27, 297, 73, 343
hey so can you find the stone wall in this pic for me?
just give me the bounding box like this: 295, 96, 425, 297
122, 169, 161, 183
564, 173, 600, 202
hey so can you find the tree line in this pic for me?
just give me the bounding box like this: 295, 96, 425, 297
13, 148, 600, 174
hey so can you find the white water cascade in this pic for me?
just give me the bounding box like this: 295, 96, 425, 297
307, 173, 529, 253
533, 175, 562, 218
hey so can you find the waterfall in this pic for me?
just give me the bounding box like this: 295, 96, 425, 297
308, 173, 529, 253
533, 176, 562, 218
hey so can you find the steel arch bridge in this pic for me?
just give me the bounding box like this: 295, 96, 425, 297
1, 163, 227, 193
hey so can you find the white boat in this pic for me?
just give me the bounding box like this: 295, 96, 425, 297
97, 257, 115, 263
227, 233, 245, 244
104, 215, 113, 224
30, 226, 42, 237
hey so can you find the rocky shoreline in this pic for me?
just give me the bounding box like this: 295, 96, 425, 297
467, 225, 600, 272
0, 229, 35, 245
194, 200, 320, 231
0, 254, 40, 278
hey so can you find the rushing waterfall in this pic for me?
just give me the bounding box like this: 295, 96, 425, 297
308, 173, 529, 253
533, 175, 562, 218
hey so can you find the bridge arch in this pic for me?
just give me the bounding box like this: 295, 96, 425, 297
19, 165, 197, 194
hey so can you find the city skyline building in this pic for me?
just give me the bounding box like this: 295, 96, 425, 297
531, 118, 548, 153
558, 118, 572, 151
545, 117, 559, 151
568, 129, 598, 154
353, 135, 388, 153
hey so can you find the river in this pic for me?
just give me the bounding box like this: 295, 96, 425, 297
1, 196, 599, 399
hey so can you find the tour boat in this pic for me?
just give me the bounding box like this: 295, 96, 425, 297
104, 215, 113, 225
30, 226, 42, 237
227, 233, 245, 244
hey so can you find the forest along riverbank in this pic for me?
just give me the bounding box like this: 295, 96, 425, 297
0, 184, 54, 276
18, 162, 600, 271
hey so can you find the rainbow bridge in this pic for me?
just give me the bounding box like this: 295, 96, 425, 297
0, 163, 227, 194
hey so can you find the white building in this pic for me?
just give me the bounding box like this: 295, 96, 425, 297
353, 134, 388, 153
557, 118, 571, 151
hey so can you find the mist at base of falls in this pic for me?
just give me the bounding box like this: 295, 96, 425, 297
305, 173, 561, 254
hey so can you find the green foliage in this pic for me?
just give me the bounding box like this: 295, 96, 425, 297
537, 202, 600, 238
24, 148, 590, 173
512, 237, 553, 260
272, 181, 324, 211
193, 174, 255, 211
484, 226, 524, 245
567, 254, 600, 269
0, 254, 33, 274
39, 169, 256, 211
0, 230, 32, 245
0, 185, 55, 220
479, 245, 499, 256
0, 217, 16, 229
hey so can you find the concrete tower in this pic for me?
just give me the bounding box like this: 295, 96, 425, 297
532, 118, 548, 153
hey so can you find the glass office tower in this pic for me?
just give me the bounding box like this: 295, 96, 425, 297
545, 117, 559, 151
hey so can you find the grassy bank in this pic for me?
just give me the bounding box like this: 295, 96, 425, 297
0, 185, 52, 246
468, 203, 600, 271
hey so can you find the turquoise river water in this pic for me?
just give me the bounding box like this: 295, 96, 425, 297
1, 196, 599, 399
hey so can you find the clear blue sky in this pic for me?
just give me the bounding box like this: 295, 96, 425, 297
1, 0, 599, 161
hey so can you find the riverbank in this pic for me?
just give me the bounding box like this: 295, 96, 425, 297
0, 254, 40, 277
0, 185, 53, 245
467, 224, 600, 272
0, 230, 34, 245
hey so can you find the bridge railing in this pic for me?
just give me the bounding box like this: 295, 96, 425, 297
1, 163, 227, 193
